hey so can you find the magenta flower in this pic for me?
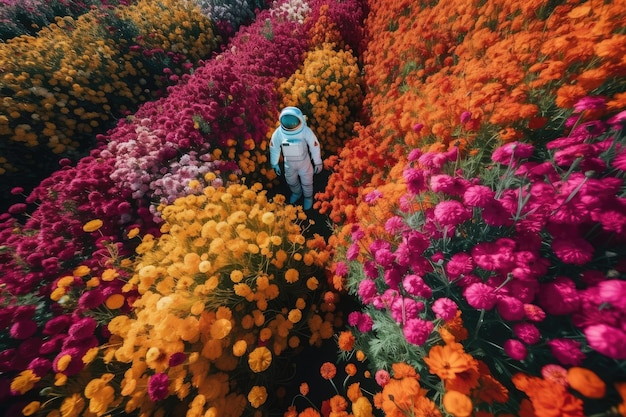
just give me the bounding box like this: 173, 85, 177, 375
598, 280, 626, 310
403, 318, 433, 346
445, 252, 474, 279
537, 276, 580, 315
432, 298, 458, 321
10, 320, 38, 340
348, 311, 373, 333
384, 216, 406, 234
357, 280, 378, 304
430, 174, 469, 196
148, 372, 170, 401
584, 324, 626, 359
412, 123, 424, 134
463, 185, 495, 208
168, 352, 186, 367
402, 274, 432, 298
547, 338, 585, 366
346, 243, 360, 261
503, 339, 527, 361
491, 141, 535, 165
334, 261, 348, 277
513, 322, 540, 344
364, 189, 383, 204
460, 111, 472, 124
471, 239, 516, 272
68, 318, 98, 340
496, 296, 525, 321
433, 200, 471, 227
375, 369, 391, 387
573, 95, 606, 113
403, 166, 428, 194
463, 283, 497, 310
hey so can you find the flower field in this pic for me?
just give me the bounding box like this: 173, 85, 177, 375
1, 0, 625, 416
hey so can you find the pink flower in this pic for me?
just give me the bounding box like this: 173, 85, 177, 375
403, 166, 428, 194
464, 283, 497, 310
537, 277, 580, 315
10, 320, 38, 340
68, 318, 98, 340
523, 304, 546, 322
384, 216, 406, 234
364, 190, 383, 204
573, 95, 606, 113
471, 239, 516, 272
496, 296, 525, 321
148, 372, 170, 401
513, 322, 541, 344
403, 318, 433, 346
408, 147, 422, 161
503, 339, 527, 361
348, 312, 374, 333
375, 369, 391, 387
491, 142, 535, 165
391, 297, 424, 323
541, 364, 568, 386
42, 315, 71, 335
430, 174, 469, 196
445, 252, 474, 279
584, 324, 626, 359
433, 200, 471, 227
481, 201, 513, 226
598, 280, 626, 311
460, 111, 472, 124
334, 262, 348, 277
463, 185, 495, 207
432, 298, 458, 321
357, 280, 378, 303
169, 352, 186, 367
547, 338, 585, 366
402, 274, 432, 298
346, 243, 360, 261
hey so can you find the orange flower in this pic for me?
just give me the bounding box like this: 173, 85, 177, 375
424, 344, 476, 381
320, 362, 337, 380
391, 362, 418, 380
566, 367, 606, 399
337, 331, 355, 352
345, 363, 357, 377
443, 390, 473, 417
299, 382, 309, 396
329, 395, 348, 412
248, 346, 272, 373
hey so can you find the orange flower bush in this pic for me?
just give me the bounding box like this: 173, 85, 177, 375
0, 0, 217, 188
30, 183, 336, 417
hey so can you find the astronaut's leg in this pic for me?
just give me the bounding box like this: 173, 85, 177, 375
284, 161, 303, 203
299, 161, 314, 210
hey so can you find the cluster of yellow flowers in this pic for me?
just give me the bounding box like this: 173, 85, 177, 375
0, 0, 216, 175
44, 183, 336, 417
279, 41, 362, 157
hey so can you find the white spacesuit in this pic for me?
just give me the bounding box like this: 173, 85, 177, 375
269, 107, 323, 210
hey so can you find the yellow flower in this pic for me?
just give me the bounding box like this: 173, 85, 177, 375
247, 386, 268, 408
60, 393, 85, 417
105, 294, 125, 309
352, 396, 374, 417
210, 318, 232, 340
22, 401, 40, 416
230, 269, 244, 283
306, 277, 319, 290
82, 219, 103, 232
248, 346, 272, 373
56, 354, 72, 372
101, 268, 119, 282
261, 212, 275, 225
288, 309, 302, 323
82, 347, 99, 364
285, 268, 300, 283
127, 227, 140, 239
73, 265, 90, 277
233, 340, 248, 357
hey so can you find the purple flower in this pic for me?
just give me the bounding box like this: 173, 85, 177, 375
432, 298, 458, 321
464, 283, 497, 310
403, 318, 433, 346
148, 372, 170, 401
503, 339, 527, 361
547, 338, 585, 366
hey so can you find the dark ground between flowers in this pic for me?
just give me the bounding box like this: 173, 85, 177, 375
265, 167, 382, 416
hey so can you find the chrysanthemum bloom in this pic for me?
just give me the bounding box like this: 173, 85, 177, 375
496, 296, 525, 321
513, 322, 541, 345
148, 373, 169, 401
550, 237, 594, 265
463, 283, 497, 310
541, 364, 568, 386
247, 386, 268, 408
491, 141, 535, 165
320, 362, 337, 380
537, 276, 580, 315
547, 338, 586, 366
403, 166, 429, 194
503, 339, 527, 361
433, 200, 471, 227
375, 369, 390, 387
584, 324, 626, 360
443, 390, 473, 417
403, 318, 433, 346
248, 346, 272, 373
299, 382, 310, 396
338, 330, 355, 351
432, 297, 458, 321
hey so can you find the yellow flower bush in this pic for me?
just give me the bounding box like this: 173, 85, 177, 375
279, 41, 363, 157
43, 183, 336, 417
0, 0, 216, 177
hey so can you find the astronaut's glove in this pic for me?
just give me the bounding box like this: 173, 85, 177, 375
314, 164, 323, 174
272, 164, 281, 176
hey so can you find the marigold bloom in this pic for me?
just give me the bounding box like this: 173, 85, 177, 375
320, 362, 337, 380
247, 386, 268, 408
248, 346, 272, 373
338, 330, 355, 351
566, 367, 606, 399
424, 344, 475, 381
300, 382, 310, 396
443, 390, 473, 417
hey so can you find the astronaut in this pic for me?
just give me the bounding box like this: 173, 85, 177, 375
269, 107, 322, 210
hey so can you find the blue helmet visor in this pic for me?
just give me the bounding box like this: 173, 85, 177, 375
280, 114, 302, 131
